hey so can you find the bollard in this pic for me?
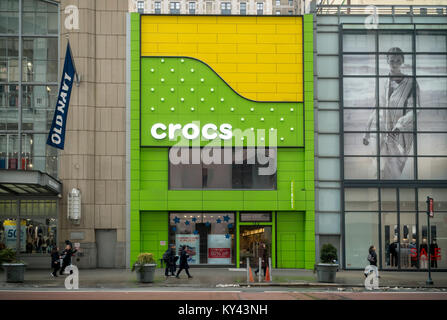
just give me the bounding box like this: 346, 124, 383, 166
246, 257, 249, 284
268, 257, 272, 282
258, 257, 262, 282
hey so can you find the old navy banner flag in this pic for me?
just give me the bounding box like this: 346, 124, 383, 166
46, 42, 76, 150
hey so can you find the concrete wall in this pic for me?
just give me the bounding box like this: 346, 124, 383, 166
58, 0, 128, 269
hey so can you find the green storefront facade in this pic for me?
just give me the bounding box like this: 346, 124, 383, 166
129, 13, 315, 269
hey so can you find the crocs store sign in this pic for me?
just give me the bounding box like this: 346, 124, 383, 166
150, 122, 233, 141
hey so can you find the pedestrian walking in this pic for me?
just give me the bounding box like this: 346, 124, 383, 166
59, 240, 77, 275
254, 242, 268, 277
175, 245, 192, 279
365, 245, 379, 279
50, 247, 60, 277
163, 244, 178, 277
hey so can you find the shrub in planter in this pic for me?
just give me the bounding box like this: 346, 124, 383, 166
315, 244, 338, 283
0, 248, 26, 283
131, 253, 157, 283
320, 243, 338, 264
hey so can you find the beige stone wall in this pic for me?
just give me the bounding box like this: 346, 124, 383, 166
58, 0, 128, 268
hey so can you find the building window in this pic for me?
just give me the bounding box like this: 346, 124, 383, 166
221, 2, 231, 15
240, 2, 246, 15
169, 213, 235, 265
137, 0, 145, 13
169, 148, 277, 190
275, 0, 280, 6
0, 200, 58, 254
288, 0, 293, 6
189, 2, 195, 14
342, 30, 447, 181
288, 10, 293, 15
344, 187, 447, 270
170, 2, 180, 14
276, 10, 281, 15
257, 2, 263, 15
206, 1, 213, 14
0, 0, 59, 176
155, 1, 161, 14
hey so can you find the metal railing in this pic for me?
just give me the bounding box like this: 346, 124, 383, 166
315, 4, 447, 16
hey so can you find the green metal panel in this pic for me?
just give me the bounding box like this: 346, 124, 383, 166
303, 14, 315, 269
140, 57, 304, 147
130, 14, 316, 268
277, 211, 305, 268
140, 211, 169, 267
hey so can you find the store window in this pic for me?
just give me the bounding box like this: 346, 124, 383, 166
345, 187, 447, 270
0, 200, 57, 254
168, 213, 235, 265
345, 211, 379, 269
169, 147, 277, 190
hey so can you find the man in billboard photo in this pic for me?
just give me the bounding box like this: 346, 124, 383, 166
363, 47, 420, 179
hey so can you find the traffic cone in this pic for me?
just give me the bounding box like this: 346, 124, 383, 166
265, 267, 271, 282
248, 266, 254, 282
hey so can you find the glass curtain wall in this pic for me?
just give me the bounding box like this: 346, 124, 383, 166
342, 29, 447, 181
0, 0, 59, 176
345, 187, 447, 270
342, 26, 447, 270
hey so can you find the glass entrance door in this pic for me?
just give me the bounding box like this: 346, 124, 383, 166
239, 225, 272, 268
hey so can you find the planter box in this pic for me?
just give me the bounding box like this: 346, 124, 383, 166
2, 263, 26, 283
135, 264, 156, 283
315, 263, 338, 283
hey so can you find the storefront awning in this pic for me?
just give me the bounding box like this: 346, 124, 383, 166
0, 170, 62, 197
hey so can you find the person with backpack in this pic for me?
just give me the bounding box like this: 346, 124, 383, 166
163, 244, 178, 278
59, 240, 77, 275
175, 245, 193, 279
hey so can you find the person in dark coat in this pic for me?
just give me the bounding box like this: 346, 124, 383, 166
175, 245, 192, 279
59, 241, 77, 275
50, 247, 60, 277
164, 244, 178, 277
254, 242, 268, 277
367, 245, 379, 279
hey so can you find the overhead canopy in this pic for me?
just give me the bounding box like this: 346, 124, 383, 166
0, 170, 62, 197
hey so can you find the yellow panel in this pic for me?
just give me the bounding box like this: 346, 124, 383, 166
140, 15, 303, 102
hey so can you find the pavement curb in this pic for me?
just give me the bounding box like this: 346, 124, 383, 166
239, 282, 447, 289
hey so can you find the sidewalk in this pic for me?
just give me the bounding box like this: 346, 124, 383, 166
1, 268, 447, 290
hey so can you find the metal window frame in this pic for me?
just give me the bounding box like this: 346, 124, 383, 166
0, 0, 60, 255
340, 25, 447, 271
